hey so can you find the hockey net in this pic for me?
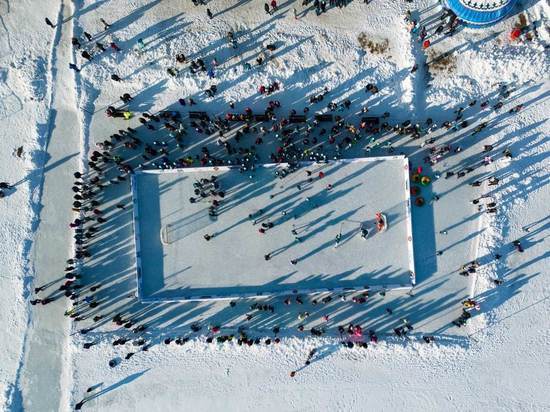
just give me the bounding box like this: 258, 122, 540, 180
160, 224, 174, 245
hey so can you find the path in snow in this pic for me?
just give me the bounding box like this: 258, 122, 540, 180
18, 1, 79, 410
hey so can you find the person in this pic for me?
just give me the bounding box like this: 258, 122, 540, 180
137, 38, 146, 51
503, 148, 513, 158
509, 104, 523, 113
81, 50, 92, 61
72, 37, 81, 49
513, 240, 524, 253
84, 32, 93, 41
509, 27, 521, 41
264, 2, 270, 14
120, 93, 132, 103
305, 348, 316, 365
100, 18, 111, 30
376, 213, 385, 231
462, 299, 478, 309
69, 63, 80, 72
207, 8, 213, 19
34, 285, 46, 293
419, 26, 427, 41
471, 122, 487, 135
110, 42, 121, 52
45, 17, 55, 28
111, 73, 121, 81
488, 176, 499, 186
270, 0, 277, 12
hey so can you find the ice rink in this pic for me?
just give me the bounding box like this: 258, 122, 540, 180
132, 157, 414, 300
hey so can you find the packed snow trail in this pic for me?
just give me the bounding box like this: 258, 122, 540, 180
17, 1, 79, 410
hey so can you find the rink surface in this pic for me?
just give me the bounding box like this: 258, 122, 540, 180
133, 157, 414, 300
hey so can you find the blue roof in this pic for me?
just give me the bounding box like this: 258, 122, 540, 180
445, 0, 518, 25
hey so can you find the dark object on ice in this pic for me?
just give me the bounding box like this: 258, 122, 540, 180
289, 115, 306, 123
365, 83, 379, 94
423, 335, 434, 343
361, 116, 380, 132
314, 113, 333, 122
189, 111, 209, 120
513, 240, 524, 253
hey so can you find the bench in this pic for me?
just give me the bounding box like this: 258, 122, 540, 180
289, 115, 307, 123
189, 111, 209, 120
314, 114, 333, 122
361, 116, 380, 131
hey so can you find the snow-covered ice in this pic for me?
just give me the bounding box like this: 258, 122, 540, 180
133, 157, 413, 301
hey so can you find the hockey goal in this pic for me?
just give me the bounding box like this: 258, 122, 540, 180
160, 224, 174, 245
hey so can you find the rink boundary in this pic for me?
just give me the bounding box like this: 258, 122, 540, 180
139, 284, 413, 303
130, 174, 144, 300
402, 157, 416, 286
130, 156, 415, 302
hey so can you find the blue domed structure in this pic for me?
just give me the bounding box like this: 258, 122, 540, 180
445, 0, 518, 26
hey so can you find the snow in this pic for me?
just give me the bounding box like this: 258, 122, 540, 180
0, 0, 67, 407
0, 0, 549, 410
